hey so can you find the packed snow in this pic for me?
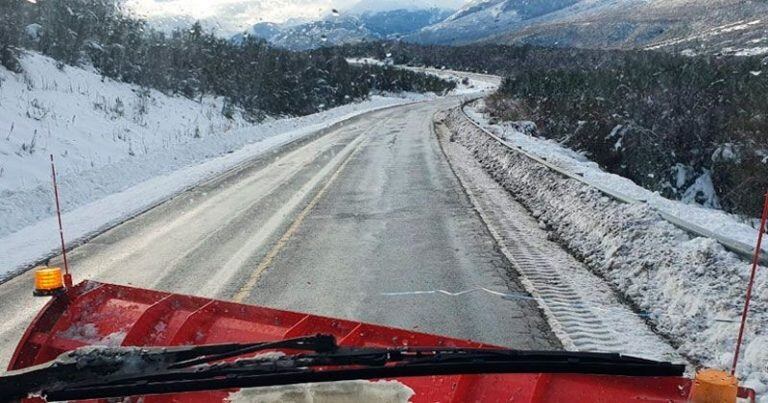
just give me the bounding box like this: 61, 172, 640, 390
0, 51, 437, 280
437, 116, 685, 364
447, 105, 768, 401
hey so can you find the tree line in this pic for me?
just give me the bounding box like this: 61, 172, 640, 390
0, 1, 454, 120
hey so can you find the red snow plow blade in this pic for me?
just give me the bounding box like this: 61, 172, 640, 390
4, 281, 739, 402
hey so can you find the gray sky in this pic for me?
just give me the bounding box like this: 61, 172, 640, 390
126, 0, 467, 34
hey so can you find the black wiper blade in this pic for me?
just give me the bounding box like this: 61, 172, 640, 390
0, 334, 336, 401
169, 333, 337, 369
0, 334, 686, 401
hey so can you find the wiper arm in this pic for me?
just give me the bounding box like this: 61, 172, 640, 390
0, 334, 336, 401
0, 334, 685, 401
168, 333, 337, 368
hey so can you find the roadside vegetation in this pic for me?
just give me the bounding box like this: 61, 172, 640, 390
0, 1, 454, 120
343, 41, 768, 217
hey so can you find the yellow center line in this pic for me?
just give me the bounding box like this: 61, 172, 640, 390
231, 136, 369, 303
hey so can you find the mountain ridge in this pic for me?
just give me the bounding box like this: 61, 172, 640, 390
237, 8, 454, 51
409, 0, 768, 55
229, 0, 768, 56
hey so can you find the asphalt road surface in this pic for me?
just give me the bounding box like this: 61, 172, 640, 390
0, 97, 559, 369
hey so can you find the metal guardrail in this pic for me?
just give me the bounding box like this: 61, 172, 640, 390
458, 102, 765, 265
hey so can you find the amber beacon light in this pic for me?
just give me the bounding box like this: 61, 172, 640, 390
33, 267, 65, 296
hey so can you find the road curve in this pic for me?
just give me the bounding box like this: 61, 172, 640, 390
0, 97, 559, 369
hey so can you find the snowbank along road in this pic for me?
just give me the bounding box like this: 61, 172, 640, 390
0, 97, 569, 368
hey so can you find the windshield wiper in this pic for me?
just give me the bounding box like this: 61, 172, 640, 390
0, 334, 684, 401
0, 334, 337, 401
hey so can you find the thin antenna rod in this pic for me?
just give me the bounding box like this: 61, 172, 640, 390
731, 191, 768, 375
50, 154, 73, 288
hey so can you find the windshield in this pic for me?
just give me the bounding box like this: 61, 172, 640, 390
0, 0, 766, 402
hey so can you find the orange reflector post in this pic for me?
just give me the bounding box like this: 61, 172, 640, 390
690, 369, 738, 403
33, 267, 65, 296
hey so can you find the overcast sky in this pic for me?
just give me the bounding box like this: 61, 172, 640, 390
126, 0, 467, 34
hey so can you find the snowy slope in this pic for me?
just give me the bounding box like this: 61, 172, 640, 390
498, 0, 768, 54
0, 51, 441, 279
348, 58, 501, 94
0, 51, 248, 238
405, 0, 768, 55
646, 17, 768, 56
407, 0, 616, 44
408, 0, 526, 44
267, 16, 373, 51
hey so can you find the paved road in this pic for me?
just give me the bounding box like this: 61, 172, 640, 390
0, 98, 558, 369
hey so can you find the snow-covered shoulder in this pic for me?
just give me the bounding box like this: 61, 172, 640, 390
464, 100, 768, 255
446, 105, 768, 401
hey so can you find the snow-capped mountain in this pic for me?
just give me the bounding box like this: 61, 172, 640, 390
406, 0, 768, 55
232, 0, 768, 55
358, 8, 454, 38
262, 17, 373, 51
406, 0, 622, 45
495, 0, 768, 54
249, 22, 282, 40
238, 8, 453, 51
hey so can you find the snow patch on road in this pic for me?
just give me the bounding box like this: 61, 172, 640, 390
0, 51, 433, 280
444, 108, 768, 401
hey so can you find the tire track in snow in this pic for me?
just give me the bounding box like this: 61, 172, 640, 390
436, 120, 686, 363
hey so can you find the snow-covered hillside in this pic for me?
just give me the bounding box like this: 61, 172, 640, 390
499, 0, 768, 54
0, 51, 440, 278
405, 0, 768, 55
407, 0, 613, 44
646, 17, 768, 57
265, 17, 373, 51
348, 58, 501, 95
0, 51, 248, 238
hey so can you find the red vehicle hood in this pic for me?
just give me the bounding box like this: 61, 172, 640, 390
9, 281, 694, 402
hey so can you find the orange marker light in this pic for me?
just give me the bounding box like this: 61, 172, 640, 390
33, 267, 65, 296
690, 369, 738, 403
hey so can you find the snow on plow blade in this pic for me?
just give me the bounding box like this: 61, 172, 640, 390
9, 281, 697, 402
